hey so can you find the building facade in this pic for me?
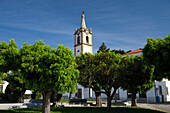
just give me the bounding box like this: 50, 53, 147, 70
121, 49, 170, 103
63, 12, 170, 103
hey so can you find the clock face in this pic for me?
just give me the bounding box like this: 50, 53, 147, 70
86, 30, 89, 34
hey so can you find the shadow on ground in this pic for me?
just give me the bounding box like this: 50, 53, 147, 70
0, 107, 166, 113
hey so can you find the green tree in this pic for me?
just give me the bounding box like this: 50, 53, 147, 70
111, 49, 125, 55
0, 39, 26, 103
20, 41, 79, 113
94, 51, 122, 109
97, 42, 110, 53
3, 72, 26, 103
97, 42, 126, 55
76, 53, 102, 106
143, 35, 170, 80
120, 55, 154, 106
0, 39, 20, 72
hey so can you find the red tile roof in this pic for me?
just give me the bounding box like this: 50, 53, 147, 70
122, 48, 143, 55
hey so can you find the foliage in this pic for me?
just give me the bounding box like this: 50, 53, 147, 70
120, 55, 154, 92
3, 72, 26, 103
111, 49, 125, 55
3, 72, 26, 91
97, 42, 110, 53
143, 34, 170, 80
94, 51, 122, 108
77, 51, 123, 108
4, 84, 24, 103
76, 52, 102, 106
0, 39, 26, 103
50, 92, 62, 102
31, 90, 42, 99
0, 107, 165, 113
58, 99, 69, 102
24, 94, 31, 99
97, 42, 125, 55
94, 51, 122, 91
76, 53, 101, 90
20, 41, 79, 93
0, 39, 79, 113
120, 55, 154, 106
20, 40, 79, 113
0, 39, 19, 73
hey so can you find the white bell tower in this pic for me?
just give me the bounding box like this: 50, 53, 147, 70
74, 11, 92, 56
73, 11, 93, 99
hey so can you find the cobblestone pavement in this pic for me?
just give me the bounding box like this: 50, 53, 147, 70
137, 103, 170, 113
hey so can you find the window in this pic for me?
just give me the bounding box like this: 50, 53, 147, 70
86, 36, 89, 43
0, 85, 3, 92
77, 36, 80, 44
159, 86, 162, 95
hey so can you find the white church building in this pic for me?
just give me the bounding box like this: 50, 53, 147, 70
63, 12, 170, 103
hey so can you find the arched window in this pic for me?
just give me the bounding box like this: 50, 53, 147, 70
77, 36, 80, 44
86, 36, 89, 43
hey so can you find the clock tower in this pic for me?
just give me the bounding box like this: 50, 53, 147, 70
73, 12, 93, 99
74, 11, 92, 56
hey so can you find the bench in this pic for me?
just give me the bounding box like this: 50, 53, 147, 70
69, 99, 87, 105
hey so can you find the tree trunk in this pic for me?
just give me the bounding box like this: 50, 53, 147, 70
107, 95, 111, 109
131, 92, 137, 107
20, 90, 26, 103
69, 92, 72, 99
42, 90, 52, 113
106, 88, 118, 109
95, 91, 102, 106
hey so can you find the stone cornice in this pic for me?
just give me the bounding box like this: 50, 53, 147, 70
74, 28, 92, 35
74, 43, 92, 47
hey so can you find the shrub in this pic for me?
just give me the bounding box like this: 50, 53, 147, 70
24, 94, 31, 99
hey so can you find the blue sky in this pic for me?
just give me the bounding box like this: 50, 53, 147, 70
0, 0, 170, 53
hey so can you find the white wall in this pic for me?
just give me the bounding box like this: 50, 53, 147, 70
147, 87, 156, 103
165, 79, 170, 101
2, 81, 8, 93
83, 45, 92, 53
147, 80, 167, 103
25, 90, 32, 94
75, 46, 81, 56
119, 88, 127, 101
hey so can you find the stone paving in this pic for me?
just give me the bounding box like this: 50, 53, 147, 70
137, 103, 170, 113
1, 100, 170, 113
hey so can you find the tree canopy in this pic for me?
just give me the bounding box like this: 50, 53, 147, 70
20, 41, 79, 113
0, 39, 79, 113
97, 42, 110, 53
76, 52, 102, 106
94, 51, 122, 108
2, 72, 26, 103
143, 34, 170, 80
120, 55, 154, 106
111, 49, 125, 55
0, 39, 26, 103
97, 42, 126, 55
0, 39, 19, 73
